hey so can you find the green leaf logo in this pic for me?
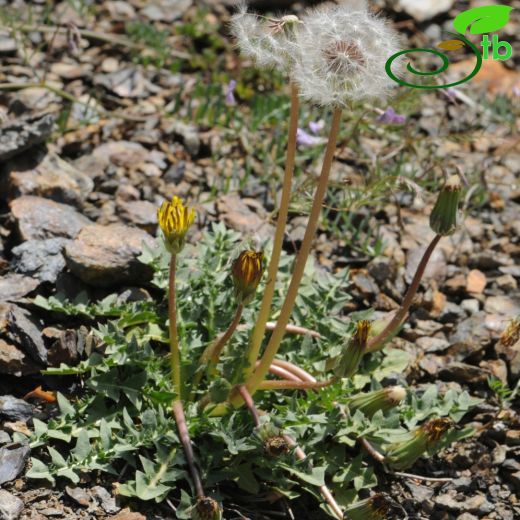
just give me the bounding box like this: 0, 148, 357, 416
453, 5, 514, 35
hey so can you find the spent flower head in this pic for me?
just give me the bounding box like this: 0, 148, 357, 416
290, 2, 401, 106
499, 316, 520, 347
192, 496, 222, 520
348, 386, 406, 417
386, 417, 452, 470
344, 494, 390, 520
334, 320, 371, 378
232, 250, 264, 304
157, 196, 195, 254
429, 175, 462, 236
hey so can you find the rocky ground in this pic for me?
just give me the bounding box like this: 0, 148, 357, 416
0, 0, 519, 519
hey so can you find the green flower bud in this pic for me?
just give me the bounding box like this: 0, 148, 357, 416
385, 417, 452, 470
334, 320, 371, 378
429, 175, 462, 236
191, 496, 222, 520
344, 494, 390, 520
347, 386, 406, 418
208, 378, 232, 403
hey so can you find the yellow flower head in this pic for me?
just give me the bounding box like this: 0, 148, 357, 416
157, 196, 195, 254
232, 250, 264, 304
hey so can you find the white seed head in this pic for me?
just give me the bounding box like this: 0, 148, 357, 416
385, 386, 407, 405
290, 2, 402, 105
229, 2, 297, 71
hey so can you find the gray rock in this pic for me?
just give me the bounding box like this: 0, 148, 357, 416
367, 257, 396, 284
484, 296, 520, 317
141, 0, 192, 22
0, 396, 33, 422
406, 244, 446, 284
2, 152, 93, 206
447, 313, 491, 359
165, 120, 200, 155
118, 200, 157, 232
0, 489, 24, 520
439, 362, 489, 383
64, 224, 154, 287
11, 238, 69, 284
0, 431, 11, 444
10, 196, 92, 241
0, 274, 39, 302
91, 486, 120, 514
0, 339, 39, 376
0, 443, 30, 485
0, 113, 54, 162
460, 299, 480, 315
416, 336, 449, 353
0, 304, 46, 365
65, 486, 91, 507
471, 251, 513, 270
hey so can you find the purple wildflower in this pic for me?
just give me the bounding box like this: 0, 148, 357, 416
296, 128, 325, 147
376, 107, 406, 125
308, 119, 325, 134
225, 80, 237, 106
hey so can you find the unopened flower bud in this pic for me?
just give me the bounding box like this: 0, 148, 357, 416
157, 196, 195, 254
209, 378, 232, 403
386, 417, 452, 470
429, 175, 462, 236
232, 251, 264, 304
344, 494, 390, 520
348, 386, 406, 418
192, 496, 222, 520
334, 320, 371, 378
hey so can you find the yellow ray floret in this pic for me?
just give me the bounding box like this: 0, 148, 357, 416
157, 196, 195, 254
232, 250, 264, 304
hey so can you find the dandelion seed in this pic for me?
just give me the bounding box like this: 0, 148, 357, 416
376, 107, 406, 125
225, 79, 237, 106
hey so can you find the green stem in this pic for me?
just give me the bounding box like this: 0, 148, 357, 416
244, 83, 300, 380
169, 255, 181, 398
367, 234, 442, 352
238, 107, 343, 404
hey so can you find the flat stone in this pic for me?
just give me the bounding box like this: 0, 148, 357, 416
447, 313, 491, 359
11, 238, 69, 284
217, 194, 274, 242
0, 443, 30, 485
118, 200, 157, 232
0, 396, 33, 422
460, 299, 480, 315
416, 336, 449, 353
141, 0, 192, 22
0, 113, 54, 162
406, 245, 446, 284
0, 274, 39, 301
2, 152, 93, 206
0, 304, 46, 365
91, 486, 119, 514
439, 362, 489, 383
0, 340, 38, 376
109, 510, 146, 520
64, 224, 154, 287
397, 0, 454, 21
484, 296, 520, 317
10, 196, 92, 241
496, 274, 518, 291
65, 487, 91, 507
0, 489, 24, 520
466, 269, 486, 294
